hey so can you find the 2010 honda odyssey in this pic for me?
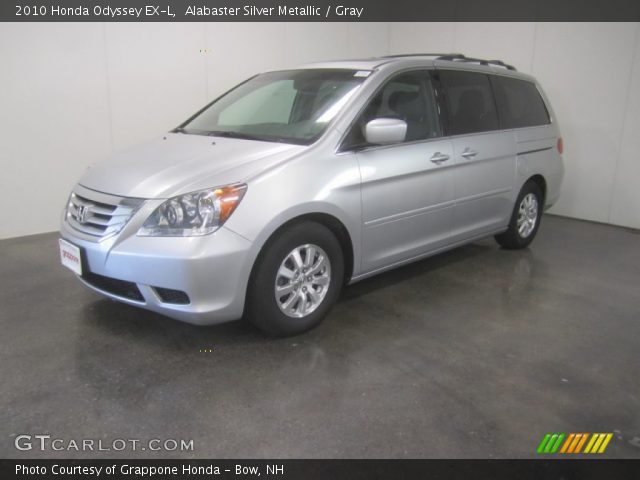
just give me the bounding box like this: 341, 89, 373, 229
59, 53, 564, 336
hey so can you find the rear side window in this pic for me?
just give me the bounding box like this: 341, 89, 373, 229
439, 70, 500, 135
492, 76, 550, 128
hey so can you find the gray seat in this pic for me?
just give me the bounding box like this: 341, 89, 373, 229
388, 91, 429, 141
454, 89, 486, 133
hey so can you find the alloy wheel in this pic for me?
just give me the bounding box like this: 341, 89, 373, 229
274, 244, 331, 318
517, 193, 539, 238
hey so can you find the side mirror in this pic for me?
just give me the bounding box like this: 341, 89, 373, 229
364, 118, 407, 145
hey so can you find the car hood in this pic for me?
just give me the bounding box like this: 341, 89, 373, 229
79, 133, 306, 198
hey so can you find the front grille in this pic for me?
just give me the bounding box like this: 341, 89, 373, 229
154, 287, 190, 305
82, 272, 144, 302
66, 189, 141, 241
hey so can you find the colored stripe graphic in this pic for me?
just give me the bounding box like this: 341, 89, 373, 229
568, 433, 582, 453
550, 433, 565, 453
584, 434, 598, 453
537, 434, 552, 453
537, 433, 565, 453
560, 433, 575, 453
539, 433, 613, 454
598, 433, 613, 453
574, 433, 589, 453
584, 433, 613, 454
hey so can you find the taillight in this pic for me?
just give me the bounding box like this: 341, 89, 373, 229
557, 137, 564, 155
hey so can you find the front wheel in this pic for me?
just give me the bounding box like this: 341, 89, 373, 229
246, 221, 344, 336
495, 181, 543, 249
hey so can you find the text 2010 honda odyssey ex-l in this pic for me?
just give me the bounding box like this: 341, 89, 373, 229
59, 53, 564, 336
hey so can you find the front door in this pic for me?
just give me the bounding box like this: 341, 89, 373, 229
342, 70, 455, 273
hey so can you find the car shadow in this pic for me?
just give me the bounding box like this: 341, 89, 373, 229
341, 241, 493, 302
78, 239, 496, 347
71, 238, 543, 402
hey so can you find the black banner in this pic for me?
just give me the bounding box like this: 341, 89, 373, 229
3, 459, 640, 480
2, 0, 640, 22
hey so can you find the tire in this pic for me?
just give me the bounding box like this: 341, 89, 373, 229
246, 221, 344, 336
495, 181, 543, 250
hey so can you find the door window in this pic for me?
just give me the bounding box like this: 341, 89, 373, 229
342, 71, 441, 149
439, 70, 500, 135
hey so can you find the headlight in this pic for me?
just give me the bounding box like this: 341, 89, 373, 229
138, 184, 247, 237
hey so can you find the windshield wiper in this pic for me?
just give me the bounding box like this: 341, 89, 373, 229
172, 127, 189, 134
206, 131, 264, 141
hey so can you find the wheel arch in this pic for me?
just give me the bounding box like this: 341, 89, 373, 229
526, 174, 547, 206
243, 211, 356, 315
254, 212, 354, 282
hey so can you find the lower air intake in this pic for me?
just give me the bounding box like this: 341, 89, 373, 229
82, 272, 144, 302
154, 287, 190, 305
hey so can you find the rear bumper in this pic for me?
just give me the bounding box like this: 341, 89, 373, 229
60, 219, 254, 325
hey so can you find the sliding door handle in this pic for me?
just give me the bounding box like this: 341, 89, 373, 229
430, 152, 450, 164
461, 148, 478, 159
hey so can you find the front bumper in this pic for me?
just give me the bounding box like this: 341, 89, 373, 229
60, 210, 254, 325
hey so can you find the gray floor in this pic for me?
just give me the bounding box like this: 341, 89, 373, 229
1, 215, 639, 459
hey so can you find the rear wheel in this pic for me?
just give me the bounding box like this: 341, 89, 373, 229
495, 181, 543, 249
246, 221, 344, 336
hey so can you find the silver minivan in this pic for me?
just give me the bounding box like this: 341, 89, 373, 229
59, 53, 564, 335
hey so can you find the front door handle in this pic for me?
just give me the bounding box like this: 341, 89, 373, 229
461, 148, 478, 159
430, 152, 450, 165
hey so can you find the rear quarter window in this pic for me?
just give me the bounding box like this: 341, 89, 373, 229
492, 76, 550, 129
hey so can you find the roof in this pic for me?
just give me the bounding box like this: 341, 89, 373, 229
293, 53, 535, 81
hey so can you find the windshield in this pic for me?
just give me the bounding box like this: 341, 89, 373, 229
179, 69, 368, 145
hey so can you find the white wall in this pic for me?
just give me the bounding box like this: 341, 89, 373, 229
389, 22, 640, 229
1, 22, 639, 238
0, 23, 113, 239
0, 22, 388, 238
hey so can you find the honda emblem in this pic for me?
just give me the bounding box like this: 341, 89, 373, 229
77, 205, 90, 224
